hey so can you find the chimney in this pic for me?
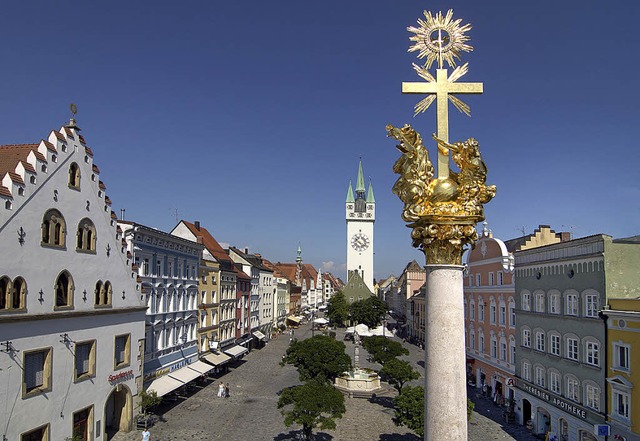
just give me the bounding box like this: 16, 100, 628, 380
196, 236, 204, 244
194, 221, 200, 230
245, 248, 249, 255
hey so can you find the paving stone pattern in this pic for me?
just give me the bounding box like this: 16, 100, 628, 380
113, 321, 539, 440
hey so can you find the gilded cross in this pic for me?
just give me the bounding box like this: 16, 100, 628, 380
402, 69, 483, 179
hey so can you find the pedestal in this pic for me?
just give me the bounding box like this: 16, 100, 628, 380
424, 264, 467, 441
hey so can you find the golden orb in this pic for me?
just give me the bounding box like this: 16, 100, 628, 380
429, 178, 458, 202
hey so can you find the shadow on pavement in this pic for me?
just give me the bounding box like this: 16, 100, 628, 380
273, 430, 333, 440
369, 395, 395, 410
378, 432, 421, 440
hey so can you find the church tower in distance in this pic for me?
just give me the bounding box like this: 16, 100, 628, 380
345, 160, 375, 293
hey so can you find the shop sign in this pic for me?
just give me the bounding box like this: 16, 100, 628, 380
516, 379, 603, 422
108, 369, 133, 384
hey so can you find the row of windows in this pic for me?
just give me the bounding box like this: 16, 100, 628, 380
468, 271, 505, 287
468, 330, 516, 365
1, 273, 118, 312
145, 289, 198, 314
3, 160, 95, 211
466, 296, 516, 328
521, 290, 600, 318
521, 362, 601, 410
521, 328, 600, 367
41, 209, 97, 252
22, 334, 130, 399
136, 256, 198, 280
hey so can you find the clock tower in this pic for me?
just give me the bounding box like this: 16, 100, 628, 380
346, 160, 375, 293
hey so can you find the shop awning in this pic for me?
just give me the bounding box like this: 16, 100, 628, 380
203, 352, 231, 366
287, 316, 301, 323
224, 345, 249, 358
252, 330, 266, 341
188, 360, 215, 375
168, 365, 201, 384
146, 375, 185, 397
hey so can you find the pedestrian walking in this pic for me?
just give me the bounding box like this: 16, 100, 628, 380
218, 381, 225, 398
225, 383, 230, 398
141, 427, 151, 441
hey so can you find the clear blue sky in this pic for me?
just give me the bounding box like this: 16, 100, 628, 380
1, 1, 639, 280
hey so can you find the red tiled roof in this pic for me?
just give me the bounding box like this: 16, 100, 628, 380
43, 140, 57, 152
8, 172, 25, 185
99, 181, 106, 190
0, 186, 12, 198
0, 144, 39, 175
78, 134, 87, 145
53, 130, 66, 142
64, 127, 75, 139
181, 221, 236, 268
92, 164, 100, 174
105, 196, 112, 206
85, 146, 93, 157
111, 211, 117, 220
20, 161, 36, 173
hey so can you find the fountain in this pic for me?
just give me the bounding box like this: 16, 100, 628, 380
334, 340, 382, 398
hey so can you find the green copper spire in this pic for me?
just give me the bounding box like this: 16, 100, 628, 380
356, 160, 366, 193
346, 180, 355, 203
366, 180, 375, 203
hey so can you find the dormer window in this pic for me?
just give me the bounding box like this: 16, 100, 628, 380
41, 164, 47, 173
18, 187, 25, 196
30, 175, 36, 184
61, 144, 67, 153
51, 155, 57, 163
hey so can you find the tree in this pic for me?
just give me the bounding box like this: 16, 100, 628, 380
393, 386, 476, 437
379, 358, 420, 393
326, 291, 349, 326
281, 335, 352, 383
278, 380, 346, 441
349, 296, 387, 328
361, 336, 409, 365
393, 385, 424, 437
138, 390, 162, 417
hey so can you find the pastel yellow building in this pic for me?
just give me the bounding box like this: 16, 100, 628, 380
605, 298, 640, 441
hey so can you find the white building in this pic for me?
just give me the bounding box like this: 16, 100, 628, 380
118, 221, 205, 400
345, 160, 375, 293
0, 120, 146, 441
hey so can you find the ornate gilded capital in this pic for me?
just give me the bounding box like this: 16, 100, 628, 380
409, 220, 478, 265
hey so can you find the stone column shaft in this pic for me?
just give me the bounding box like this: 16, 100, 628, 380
424, 264, 467, 441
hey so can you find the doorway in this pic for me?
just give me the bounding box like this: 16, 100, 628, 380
522, 399, 532, 427
104, 385, 132, 439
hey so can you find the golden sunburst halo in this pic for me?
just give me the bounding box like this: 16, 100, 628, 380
408, 9, 473, 69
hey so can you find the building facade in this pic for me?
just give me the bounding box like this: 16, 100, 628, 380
346, 160, 375, 293
605, 288, 640, 440
118, 221, 203, 400
514, 234, 640, 441
0, 121, 146, 441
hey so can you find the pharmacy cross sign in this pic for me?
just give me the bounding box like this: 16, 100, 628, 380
403, 10, 483, 179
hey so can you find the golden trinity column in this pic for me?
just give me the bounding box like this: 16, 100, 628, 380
387, 10, 496, 440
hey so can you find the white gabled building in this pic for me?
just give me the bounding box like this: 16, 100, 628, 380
0, 120, 146, 441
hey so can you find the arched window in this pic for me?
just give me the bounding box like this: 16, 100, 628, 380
68, 162, 81, 189
41, 209, 66, 247
55, 271, 74, 308
76, 218, 97, 252
12, 277, 26, 309
94, 280, 112, 306
94, 281, 103, 305
0, 276, 10, 310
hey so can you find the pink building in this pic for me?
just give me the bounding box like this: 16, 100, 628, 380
464, 223, 567, 407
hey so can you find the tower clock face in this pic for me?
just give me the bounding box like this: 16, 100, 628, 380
351, 233, 370, 252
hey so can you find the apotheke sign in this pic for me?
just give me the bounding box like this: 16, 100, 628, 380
517, 379, 603, 423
